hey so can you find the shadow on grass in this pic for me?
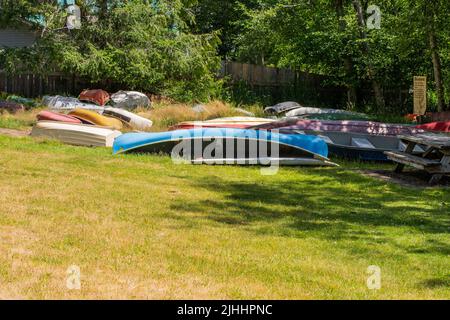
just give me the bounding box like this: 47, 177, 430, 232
419, 276, 450, 289
168, 167, 449, 255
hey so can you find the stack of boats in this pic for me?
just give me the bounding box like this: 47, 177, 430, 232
31, 90, 154, 147
113, 128, 336, 167
30, 96, 450, 167
250, 119, 426, 161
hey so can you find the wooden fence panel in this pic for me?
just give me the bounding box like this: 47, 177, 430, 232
1, 63, 408, 110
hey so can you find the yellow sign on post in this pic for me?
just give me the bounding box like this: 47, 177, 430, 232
414, 76, 427, 115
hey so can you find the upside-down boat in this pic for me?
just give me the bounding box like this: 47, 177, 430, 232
416, 121, 450, 133
37, 110, 82, 124
113, 128, 337, 166
103, 107, 153, 131
31, 121, 122, 147
170, 117, 275, 130
284, 107, 368, 119
69, 108, 123, 130
251, 119, 426, 161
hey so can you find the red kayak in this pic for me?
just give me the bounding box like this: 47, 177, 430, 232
416, 121, 450, 133
37, 110, 82, 124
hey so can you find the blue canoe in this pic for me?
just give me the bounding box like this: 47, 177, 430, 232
112, 128, 335, 166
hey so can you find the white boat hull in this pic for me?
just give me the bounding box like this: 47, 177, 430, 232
31, 121, 122, 147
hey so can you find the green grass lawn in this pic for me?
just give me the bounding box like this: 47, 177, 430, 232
0, 134, 448, 299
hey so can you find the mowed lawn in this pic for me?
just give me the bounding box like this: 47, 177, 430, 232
0, 134, 448, 300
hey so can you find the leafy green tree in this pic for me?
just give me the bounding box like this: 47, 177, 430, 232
1, 0, 222, 102
233, 0, 450, 111
190, 0, 259, 59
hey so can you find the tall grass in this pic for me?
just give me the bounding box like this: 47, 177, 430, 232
137, 100, 260, 131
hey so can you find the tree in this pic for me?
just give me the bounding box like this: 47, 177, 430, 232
1, 0, 222, 102
233, 0, 450, 111
190, 0, 259, 59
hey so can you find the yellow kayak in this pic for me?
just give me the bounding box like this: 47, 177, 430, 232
69, 108, 123, 130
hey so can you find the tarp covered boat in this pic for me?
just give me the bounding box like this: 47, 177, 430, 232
31, 121, 122, 147
264, 102, 301, 115
252, 120, 425, 161
113, 128, 336, 166
37, 110, 82, 124
110, 91, 151, 110
103, 107, 153, 131
43, 95, 104, 112
171, 117, 275, 130
69, 108, 123, 130
298, 113, 372, 121
416, 121, 450, 133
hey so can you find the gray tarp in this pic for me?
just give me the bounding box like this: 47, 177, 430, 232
110, 91, 151, 110
42, 95, 104, 112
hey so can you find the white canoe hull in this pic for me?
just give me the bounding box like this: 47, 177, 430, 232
103, 107, 153, 131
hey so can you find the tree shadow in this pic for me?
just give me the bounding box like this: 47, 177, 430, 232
419, 276, 450, 289
168, 167, 449, 256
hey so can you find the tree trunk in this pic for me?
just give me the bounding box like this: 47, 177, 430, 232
427, 18, 446, 111
335, 0, 357, 108
352, 0, 385, 109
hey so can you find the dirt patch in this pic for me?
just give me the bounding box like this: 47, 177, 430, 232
361, 169, 450, 188
0, 128, 30, 137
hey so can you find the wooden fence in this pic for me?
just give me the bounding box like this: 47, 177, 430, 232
219, 61, 346, 107
4, 63, 411, 109
0, 71, 92, 97
1, 61, 341, 95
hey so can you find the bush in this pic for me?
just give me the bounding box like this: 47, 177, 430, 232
0, 0, 222, 102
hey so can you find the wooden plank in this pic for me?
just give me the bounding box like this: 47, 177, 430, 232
398, 134, 450, 149
385, 151, 441, 167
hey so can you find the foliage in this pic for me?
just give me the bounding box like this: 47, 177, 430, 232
190, 0, 259, 58
0, 0, 222, 102
231, 0, 450, 111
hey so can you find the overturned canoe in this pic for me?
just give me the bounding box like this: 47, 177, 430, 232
103, 107, 153, 131
171, 117, 275, 130
69, 108, 123, 130
252, 119, 423, 136
37, 110, 82, 124
31, 121, 122, 147
113, 128, 335, 166
285, 107, 366, 118
416, 121, 450, 133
